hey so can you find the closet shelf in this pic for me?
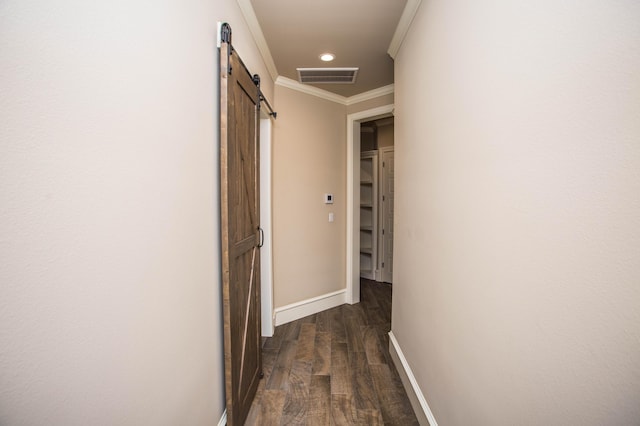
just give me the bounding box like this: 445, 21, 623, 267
360, 150, 378, 281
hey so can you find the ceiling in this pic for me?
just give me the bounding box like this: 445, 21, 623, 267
249, 0, 408, 97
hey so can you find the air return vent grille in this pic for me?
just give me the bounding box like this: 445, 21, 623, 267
297, 67, 359, 84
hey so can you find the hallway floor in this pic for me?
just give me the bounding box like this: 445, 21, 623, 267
245, 279, 419, 425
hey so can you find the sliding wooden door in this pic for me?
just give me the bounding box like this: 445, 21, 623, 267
220, 25, 262, 426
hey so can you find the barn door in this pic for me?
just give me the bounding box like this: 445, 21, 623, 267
219, 24, 262, 426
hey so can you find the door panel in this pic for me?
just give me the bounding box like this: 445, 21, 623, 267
220, 30, 262, 426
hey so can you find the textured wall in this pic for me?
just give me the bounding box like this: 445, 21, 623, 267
0, 0, 272, 424
392, 0, 640, 424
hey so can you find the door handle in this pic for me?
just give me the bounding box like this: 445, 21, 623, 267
257, 227, 264, 248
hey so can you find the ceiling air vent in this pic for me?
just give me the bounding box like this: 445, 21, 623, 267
296, 67, 359, 84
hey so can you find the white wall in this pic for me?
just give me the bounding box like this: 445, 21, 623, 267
0, 0, 272, 424
393, 0, 640, 425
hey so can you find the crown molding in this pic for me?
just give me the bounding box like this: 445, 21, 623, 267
276, 77, 395, 107
236, 0, 279, 81
275, 76, 348, 105
345, 84, 394, 106
388, 0, 422, 59
238, 0, 398, 103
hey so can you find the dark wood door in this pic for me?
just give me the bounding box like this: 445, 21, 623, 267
220, 28, 262, 426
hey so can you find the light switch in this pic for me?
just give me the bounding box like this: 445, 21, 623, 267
329, 212, 334, 222
324, 193, 334, 204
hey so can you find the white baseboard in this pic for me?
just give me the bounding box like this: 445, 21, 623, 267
388, 331, 438, 426
217, 409, 227, 426
274, 289, 346, 326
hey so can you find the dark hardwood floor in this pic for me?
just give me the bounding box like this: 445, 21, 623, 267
245, 279, 419, 425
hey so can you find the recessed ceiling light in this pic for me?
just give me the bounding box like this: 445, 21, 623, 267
319, 53, 335, 62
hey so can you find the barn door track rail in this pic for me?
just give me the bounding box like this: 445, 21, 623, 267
220, 22, 277, 119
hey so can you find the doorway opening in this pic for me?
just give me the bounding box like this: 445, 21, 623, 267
346, 104, 394, 304
359, 117, 394, 284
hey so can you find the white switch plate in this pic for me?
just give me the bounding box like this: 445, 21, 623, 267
329, 212, 334, 222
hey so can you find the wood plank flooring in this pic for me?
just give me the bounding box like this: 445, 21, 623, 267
245, 279, 419, 425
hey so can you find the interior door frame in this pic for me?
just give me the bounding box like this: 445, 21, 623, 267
346, 104, 394, 304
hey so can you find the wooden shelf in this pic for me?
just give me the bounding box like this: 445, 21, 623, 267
360, 151, 378, 281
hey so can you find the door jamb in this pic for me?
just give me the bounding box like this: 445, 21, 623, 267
378, 146, 394, 284
346, 104, 394, 304
260, 115, 274, 336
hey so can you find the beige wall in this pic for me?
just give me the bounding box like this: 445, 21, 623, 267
361, 128, 377, 152
347, 92, 394, 115
0, 0, 272, 424
271, 88, 394, 309
392, 0, 640, 425
377, 123, 394, 148
272, 85, 347, 307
